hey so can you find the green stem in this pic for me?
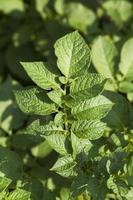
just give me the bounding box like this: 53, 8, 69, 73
64, 110, 69, 131
112, 77, 118, 91
63, 84, 69, 132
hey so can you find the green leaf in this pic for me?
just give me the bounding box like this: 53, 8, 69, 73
58, 76, 67, 84
71, 176, 89, 197
50, 155, 77, 178
47, 89, 64, 106
5, 44, 37, 83
87, 178, 107, 200
72, 176, 107, 200
126, 188, 133, 200
21, 62, 60, 90
102, 0, 133, 27
0, 191, 7, 200
54, 31, 91, 78
0, 0, 24, 14
70, 73, 106, 101
0, 176, 12, 192
54, 112, 64, 125
0, 147, 23, 180
19, 179, 44, 200
127, 93, 133, 102
0, 77, 26, 134
71, 132, 92, 156
65, 3, 96, 34
72, 120, 106, 140
14, 87, 57, 115
54, 0, 64, 15
45, 133, 68, 155
119, 38, 133, 81
7, 188, 31, 200
36, 0, 49, 18
60, 187, 70, 200
71, 95, 113, 120
11, 132, 43, 150
28, 120, 66, 136
119, 81, 133, 93
103, 91, 129, 129
107, 176, 121, 199
31, 140, 52, 158
92, 36, 118, 79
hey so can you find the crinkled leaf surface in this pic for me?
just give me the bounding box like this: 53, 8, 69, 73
54, 31, 90, 78
47, 89, 63, 106
71, 95, 113, 120
70, 73, 106, 101
45, 133, 68, 155
7, 188, 31, 200
14, 87, 57, 115
28, 120, 66, 136
72, 120, 106, 140
21, 62, 60, 90
0, 176, 12, 192
51, 155, 77, 178
71, 133, 92, 156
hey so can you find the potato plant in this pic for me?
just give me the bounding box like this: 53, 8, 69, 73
13, 31, 133, 200
0, 0, 133, 200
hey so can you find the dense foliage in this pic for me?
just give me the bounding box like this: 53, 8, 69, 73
0, 0, 133, 199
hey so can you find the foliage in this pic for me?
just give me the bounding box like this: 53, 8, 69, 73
0, 0, 133, 199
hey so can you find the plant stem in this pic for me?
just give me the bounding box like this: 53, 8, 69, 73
78, 194, 91, 200
63, 84, 69, 132
64, 110, 69, 131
